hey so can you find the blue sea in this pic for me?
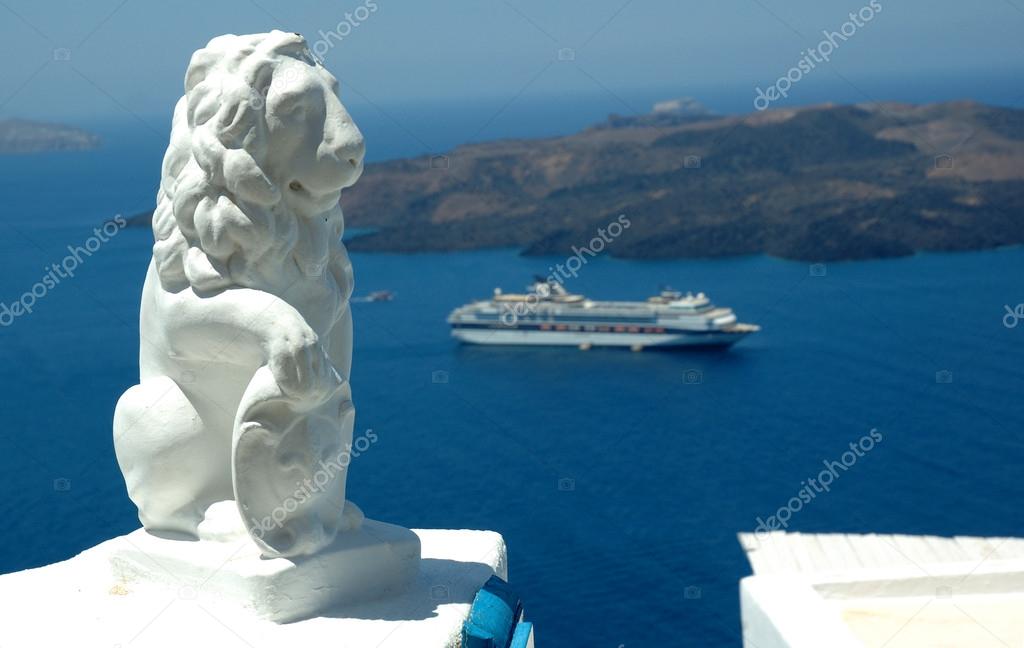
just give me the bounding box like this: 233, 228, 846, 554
1, 107, 1023, 647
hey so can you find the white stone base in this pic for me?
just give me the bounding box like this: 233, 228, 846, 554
111, 518, 422, 623
0, 528, 507, 648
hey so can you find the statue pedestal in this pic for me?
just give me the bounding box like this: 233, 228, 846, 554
110, 502, 422, 623
0, 527, 507, 648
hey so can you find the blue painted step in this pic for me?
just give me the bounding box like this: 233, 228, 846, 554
510, 621, 534, 648
461, 575, 524, 648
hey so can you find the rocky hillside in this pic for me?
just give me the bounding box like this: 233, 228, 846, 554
340, 100, 1024, 261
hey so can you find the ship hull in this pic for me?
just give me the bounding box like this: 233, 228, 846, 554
450, 326, 750, 348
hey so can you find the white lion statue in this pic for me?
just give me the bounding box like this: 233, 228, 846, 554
113, 31, 365, 558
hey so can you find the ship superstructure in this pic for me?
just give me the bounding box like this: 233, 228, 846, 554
447, 279, 759, 350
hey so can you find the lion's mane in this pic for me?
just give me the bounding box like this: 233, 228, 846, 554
153, 31, 342, 294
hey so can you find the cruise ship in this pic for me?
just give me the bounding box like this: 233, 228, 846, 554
447, 278, 759, 350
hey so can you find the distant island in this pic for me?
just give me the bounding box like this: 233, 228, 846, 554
122, 99, 1024, 262
0, 118, 100, 154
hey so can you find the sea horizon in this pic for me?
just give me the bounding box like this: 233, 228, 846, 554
10, 66, 1022, 166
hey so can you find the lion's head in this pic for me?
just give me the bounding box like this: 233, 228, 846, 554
153, 31, 364, 294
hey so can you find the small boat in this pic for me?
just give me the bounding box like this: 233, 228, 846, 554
353, 290, 394, 303
447, 278, 759, 350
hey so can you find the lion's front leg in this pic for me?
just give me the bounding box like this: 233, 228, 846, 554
157, 284, 344, 402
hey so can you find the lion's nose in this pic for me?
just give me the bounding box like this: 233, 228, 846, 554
322, 106, 363, 155
333, 134, 364, 189
340, 135, 365, 171
315, 132, 364, 192
322, 113, 364, 170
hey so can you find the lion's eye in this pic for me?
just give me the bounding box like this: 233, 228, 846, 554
289, 181, 303, 191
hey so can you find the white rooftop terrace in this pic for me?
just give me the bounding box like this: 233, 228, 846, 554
738, 531, 1024, 647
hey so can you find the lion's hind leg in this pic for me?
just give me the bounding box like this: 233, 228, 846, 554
113, 376, 231, 537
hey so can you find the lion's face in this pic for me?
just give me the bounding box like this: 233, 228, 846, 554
263, 59, 365, 217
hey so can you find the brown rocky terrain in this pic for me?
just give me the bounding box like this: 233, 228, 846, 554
338, 100, 1024, 261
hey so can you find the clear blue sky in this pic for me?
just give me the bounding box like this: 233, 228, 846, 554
1, 0, 1021, 124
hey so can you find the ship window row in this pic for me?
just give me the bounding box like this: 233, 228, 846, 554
537, 324, 668, 333
479, 314, 658, 324
455, 322, 672, 334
